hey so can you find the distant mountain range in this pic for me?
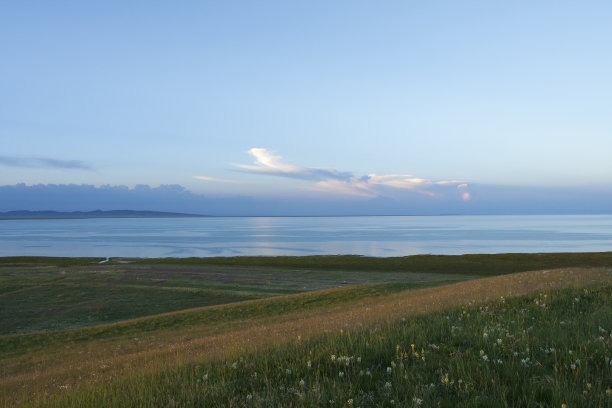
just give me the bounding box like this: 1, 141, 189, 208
0, 210, 205, 220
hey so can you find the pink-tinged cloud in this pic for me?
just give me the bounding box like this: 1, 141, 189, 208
235, 148, 470, 199
364, 174, 459, 190
193, 175, 241, 183
310, 180, 378, 198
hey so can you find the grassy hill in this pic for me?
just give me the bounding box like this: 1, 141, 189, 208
51, 275, 612, 408
1, 255, 611, 407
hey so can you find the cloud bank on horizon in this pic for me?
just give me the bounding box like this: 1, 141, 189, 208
2, 182, 611, 216
209, 148, 470, 200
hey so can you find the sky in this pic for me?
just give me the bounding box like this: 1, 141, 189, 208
1, 1, 611, 215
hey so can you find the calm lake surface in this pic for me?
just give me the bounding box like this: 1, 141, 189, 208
1, 215, 611, 258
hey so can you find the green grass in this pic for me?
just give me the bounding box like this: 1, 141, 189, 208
0, 283, 260, 334
0, 257, 105, 268
40, 283, 612, 407
0, 261, 472, 335
0, 279, 457, 358
126, 252, 612, 275
3, 254, 612, 407
5, 251, 608, 336
3, 252, 612, 276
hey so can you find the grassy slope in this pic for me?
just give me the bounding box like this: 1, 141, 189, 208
57, 282, 612, 408
2, 267, 611, 407
0, 262, 469, 335
1, 280, 446, 357
0, 282, 260, 334
4, 251, 611, 335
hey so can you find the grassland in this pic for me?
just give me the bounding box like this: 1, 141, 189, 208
51, 276, 612, 408
1, 253, 612, 407
4, 251, 612, 274
0, 261, 470, 335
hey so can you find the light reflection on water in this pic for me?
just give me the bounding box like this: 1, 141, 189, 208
0, 215, 611, 258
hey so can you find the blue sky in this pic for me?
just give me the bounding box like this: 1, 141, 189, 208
1, 1, 611, 214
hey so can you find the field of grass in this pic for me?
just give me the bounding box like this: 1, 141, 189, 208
4, 252, 612, 335
51, 280, 612, 408
1, 254, 611, 407
127, 252, 612, 275
0, 261, 470, 335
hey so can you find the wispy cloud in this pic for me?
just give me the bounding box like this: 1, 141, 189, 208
193, 175, 241, 183
236, 148, 469, 199
0, 156, 91, 170
235, 148, 352, 181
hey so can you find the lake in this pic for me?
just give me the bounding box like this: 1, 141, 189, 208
1, 214, 611, 258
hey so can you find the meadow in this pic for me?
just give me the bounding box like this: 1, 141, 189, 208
1, 253, 611, 407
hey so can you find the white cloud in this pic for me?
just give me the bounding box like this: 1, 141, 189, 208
236, 148, 303, 174
367, 174, 433, 189
234, 148, 469, 200
235, 148, 352, 181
